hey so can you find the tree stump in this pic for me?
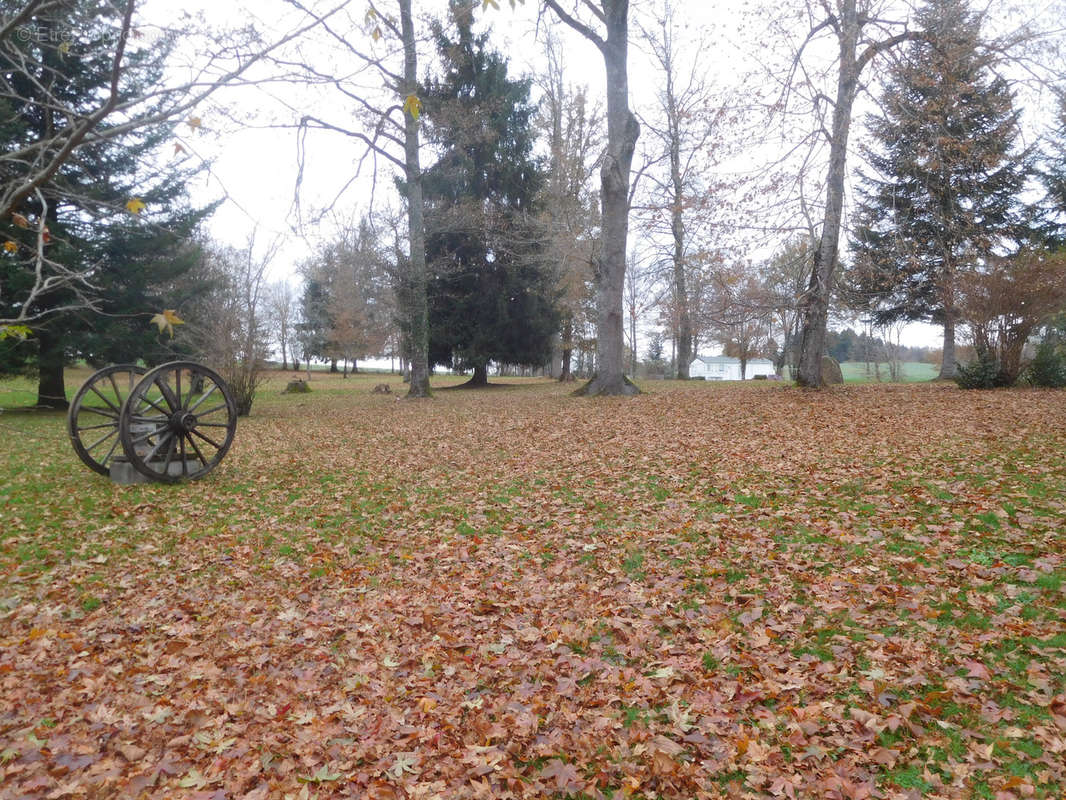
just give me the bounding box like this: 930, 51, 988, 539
283, 379, 311, 394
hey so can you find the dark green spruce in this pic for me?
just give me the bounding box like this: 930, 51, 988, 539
1043, 92, 1066, 247
0, 1, 213, 408
420, 3, 559, 387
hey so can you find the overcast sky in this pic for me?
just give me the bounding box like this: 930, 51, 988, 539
139, 0, 1065, 351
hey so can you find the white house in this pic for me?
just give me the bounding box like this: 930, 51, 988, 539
690, 355, 776, 381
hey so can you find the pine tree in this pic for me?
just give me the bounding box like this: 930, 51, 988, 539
421, 3, 559, 386
1045, 92, 1066, 246
0, 1, 212, 407
849, 0, 1029, 379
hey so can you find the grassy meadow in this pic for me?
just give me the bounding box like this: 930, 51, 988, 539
1, 369, 1064, 798
840, 361, 940, 383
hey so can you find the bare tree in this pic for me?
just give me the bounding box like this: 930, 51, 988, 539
535, 30, 602, 382
623, 252, 663, 376
543, 0, 640, 396
636, 1, 741, 379
707, 265, 771, 380
0, 0, 334, 331
281, 0, 430, 397
879, 320, 906, 382
761, 237, 813, 378
266, 280, 298, 370
770, 1, 928, 388
321, 220, 391, 375
183, 235, 278, 416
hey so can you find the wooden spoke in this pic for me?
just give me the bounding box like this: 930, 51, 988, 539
83, 428, 117, 452
187, 383, 219, 413
67, 365, 146, 476
119, 362, 237, 483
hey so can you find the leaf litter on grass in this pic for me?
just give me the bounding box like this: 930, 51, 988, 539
1, 377, 1065, 798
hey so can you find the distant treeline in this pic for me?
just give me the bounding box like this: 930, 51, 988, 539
825, 328, 935, 364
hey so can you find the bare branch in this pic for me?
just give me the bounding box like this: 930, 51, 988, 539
542, 0, 606, 53
298, 114, 406, 170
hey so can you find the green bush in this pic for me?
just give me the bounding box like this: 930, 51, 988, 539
1026, 338, 1066, 388
954, 355, 1012, 389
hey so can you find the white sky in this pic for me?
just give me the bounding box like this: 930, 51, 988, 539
137, 0, 1065, 352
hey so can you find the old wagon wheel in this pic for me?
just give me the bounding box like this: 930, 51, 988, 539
118, 361, 238, 483
67, 364, 147, 475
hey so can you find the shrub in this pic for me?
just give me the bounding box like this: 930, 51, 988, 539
957, 250, 1066, 385
1026, 338, 1066, 388
954, 355, 1012, 389
222, 367, 264, 416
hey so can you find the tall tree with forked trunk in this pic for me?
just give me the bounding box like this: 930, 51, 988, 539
544, 0, 640, 396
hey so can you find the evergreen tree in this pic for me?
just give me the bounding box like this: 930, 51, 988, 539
1045, 91, 1066, 246
0, 1, 212, 407
421, 3, 559, 386
849, 0, 1030, 379
298, 256, 338, 370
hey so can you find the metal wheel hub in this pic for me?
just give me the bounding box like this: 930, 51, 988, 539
171, 411, 198, 433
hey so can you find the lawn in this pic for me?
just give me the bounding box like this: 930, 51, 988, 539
2, 372, 1065, 799
840, 361, 940, 383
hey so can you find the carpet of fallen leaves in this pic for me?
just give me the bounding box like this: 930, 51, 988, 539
2, 375, 1065, 800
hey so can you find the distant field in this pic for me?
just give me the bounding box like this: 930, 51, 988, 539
840, 360, 939, 382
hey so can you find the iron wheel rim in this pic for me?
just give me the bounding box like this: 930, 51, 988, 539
118, 361, 238, 483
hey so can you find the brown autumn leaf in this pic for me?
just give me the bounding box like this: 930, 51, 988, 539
539, 759, 582, 794
2, 380, 1065, 798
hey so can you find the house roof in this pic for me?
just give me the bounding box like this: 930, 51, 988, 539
691, 356, 774, 365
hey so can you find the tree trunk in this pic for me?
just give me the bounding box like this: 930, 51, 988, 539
939, 314, 958, 379
560, 314, 573, 381
667, 61, 691, 380
466, 363, 489, 386
774, 313, 789, 376
330, 358, 338, 373
35, 326, 67, 410
400, 0, 431, 399
629, 296, 638, 376
796, 1, 860, 388
572, 1, 639, 397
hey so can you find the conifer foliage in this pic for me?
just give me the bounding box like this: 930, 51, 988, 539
1046, 92, 1066, 246
0, 1, 211, 407
421, 3, 558, 386
849, 0, 1030, 379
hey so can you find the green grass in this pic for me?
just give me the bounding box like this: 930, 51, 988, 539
840, 360, 940, 382
2, 371, 1066, 799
